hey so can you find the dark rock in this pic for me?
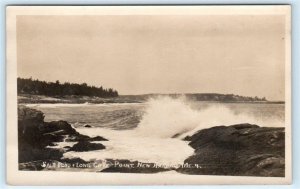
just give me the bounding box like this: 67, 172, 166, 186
19, 158, 91, 171
84, 124, 92, 128
41, 133, 65, 147
18, 106, 46, 149
231, 123, 260, 130
18, 106, 64, 163
19, 145, 63, 163
18, 105, 44, 123
89, 136, 108, 141
64, 134, 108, 142
64, 134, 90, 142
61, 157, 89, 164
44, 121, 77, 135
68, 141, 105, 152
17, 106, 107, 166
47, 143, 58, 147
19, 160, 57, 171
178, 123, 285, 177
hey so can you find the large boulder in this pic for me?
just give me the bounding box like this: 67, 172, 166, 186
18, 105, 44, 123
17, 106, 107, 166
89, 136, 108, 141
178, 123, 285, 177
68, 141, 105, 152
43, 121, 78, 135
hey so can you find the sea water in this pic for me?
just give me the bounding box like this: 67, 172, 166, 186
25, 96, 284, 166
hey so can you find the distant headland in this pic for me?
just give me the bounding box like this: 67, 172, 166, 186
17, 77, 284, 104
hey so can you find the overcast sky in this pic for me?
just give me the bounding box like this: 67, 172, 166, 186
17, 15, 286, 100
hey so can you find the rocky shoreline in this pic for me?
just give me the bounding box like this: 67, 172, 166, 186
179, 123, 285, 177
18, 106, 107, 170
18, 106, 285, 176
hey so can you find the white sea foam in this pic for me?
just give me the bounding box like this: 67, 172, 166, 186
36, 96, 283, 166
64, 127, 194, 165
64, 96, 283, 165
135, 96, 283, 138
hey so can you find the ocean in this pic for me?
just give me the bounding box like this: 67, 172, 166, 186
24, 96, 284, 169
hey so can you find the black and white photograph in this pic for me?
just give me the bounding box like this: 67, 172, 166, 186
6, 5, 291, 185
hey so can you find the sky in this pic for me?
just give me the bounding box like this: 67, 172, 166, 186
17, 15, 286, 100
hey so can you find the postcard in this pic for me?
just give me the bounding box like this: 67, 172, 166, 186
6, 5, 291, 185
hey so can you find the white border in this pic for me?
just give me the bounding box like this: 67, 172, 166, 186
6, 5, 292, 185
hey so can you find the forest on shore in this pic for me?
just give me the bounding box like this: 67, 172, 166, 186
17, 77, 119, 98
17, 77, 273, 104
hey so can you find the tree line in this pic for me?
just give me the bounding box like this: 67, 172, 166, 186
17, 77, 119, 97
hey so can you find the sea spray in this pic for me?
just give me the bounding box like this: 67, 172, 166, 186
135, 96, 201, 138
135, 96, 283, 138
35, 96, 284, 166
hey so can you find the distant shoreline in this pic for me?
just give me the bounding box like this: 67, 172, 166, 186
18, 94, 285, 104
